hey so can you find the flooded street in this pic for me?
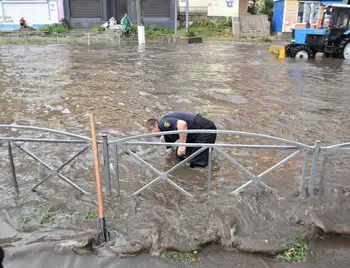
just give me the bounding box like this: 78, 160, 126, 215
1, 41, 350, 267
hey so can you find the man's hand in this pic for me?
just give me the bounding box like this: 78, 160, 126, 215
177, 146, 186, 156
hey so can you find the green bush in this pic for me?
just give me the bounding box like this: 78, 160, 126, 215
90, 25, 105, 33
145, 26, 173, 37
39, 23, 70, 34
185, 29, 196, 37
276, 236, 309, 262
260, 0, 274, 22
130, 24, 138, 33
191, 17, 231, 32
191, 17, 215, 28
213, 17, 231, 32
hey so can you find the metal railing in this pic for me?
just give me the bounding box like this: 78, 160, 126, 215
319, 142, 350, 191
108, 130, 316, 197
0, 32, 123, 46
0, 124, 92, 195
1, 124, 349, 198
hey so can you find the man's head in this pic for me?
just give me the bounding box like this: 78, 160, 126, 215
145, 118, 160, 133
124, 13, 128, 17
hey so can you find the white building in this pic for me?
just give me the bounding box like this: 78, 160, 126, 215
0, 0, 64, 31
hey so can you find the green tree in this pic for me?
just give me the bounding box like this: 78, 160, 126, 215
260, 0, 274, 22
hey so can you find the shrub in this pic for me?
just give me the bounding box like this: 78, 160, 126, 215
39, 23, 69, 34
90, 25, 105, 33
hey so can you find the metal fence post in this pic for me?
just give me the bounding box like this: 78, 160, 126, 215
8, 142, 19, 195
299, 150, 308, 195
319, 151, 328, 191
102, 135, 111, 195
113, 144, 121, 196
308, 141, 320, 195
207, 147, 213, 194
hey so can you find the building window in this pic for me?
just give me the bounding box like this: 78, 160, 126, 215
297, 2, 320, 24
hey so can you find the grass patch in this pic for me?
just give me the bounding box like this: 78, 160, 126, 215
20, 216, 31, 225
85, 209, 98, 219
90, 25, 105, 33
40, 209, 56, 225
276, 236, 309, 262
161, 250, 198, 265
39, 23, 70, 34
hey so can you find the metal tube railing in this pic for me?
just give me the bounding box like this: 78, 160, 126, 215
2, 124, 350, 199
0, 124, 91, 141
110, 129, 313, 148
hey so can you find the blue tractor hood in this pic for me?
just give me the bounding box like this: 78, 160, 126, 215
293, 28, 327, 44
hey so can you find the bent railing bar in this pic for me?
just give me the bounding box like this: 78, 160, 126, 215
57, 173, 89, 195
0, 124, 91, 141
166, 178, 193, 198
207, 148, 213, 194
232, 180, 254, 194
132, 176, 161, 196
123, 147, 162, 175
323, 142, 350, 149
0, 137, 88, 144
111, 130, 312, 148
214, 148, 268, 194
215, 147, 255, 178
308, 141, 321, 196
255, 150, 303, 193
128, 146, 205, 197
329, 148, 350, 152
57, 146, 90, 172
165, 147, 207, 175
299, 150, 308, 194
16, 144, 53, 171
333, 150, 350, 170
121, 141, 301, 150
15, 144, 88, 194
319, 152, 328, 191
257, 150, 302, 180
8, 142, 19, 195
31, 173, 52, 191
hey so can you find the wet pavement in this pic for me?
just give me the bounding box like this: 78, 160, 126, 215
1, 41, 350, 267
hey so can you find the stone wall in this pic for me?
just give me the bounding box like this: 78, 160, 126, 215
238, 14, 270, 37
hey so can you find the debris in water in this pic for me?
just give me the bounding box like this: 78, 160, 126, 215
139, 91, 150, 96
61, 108, 71, 114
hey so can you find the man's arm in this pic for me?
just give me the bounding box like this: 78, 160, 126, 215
176, 120, 187, 156
176, 120, 187, 144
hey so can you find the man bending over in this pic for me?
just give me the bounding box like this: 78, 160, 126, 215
146, 112, 217, 168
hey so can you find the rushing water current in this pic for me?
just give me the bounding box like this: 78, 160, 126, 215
1, 42, 350, 267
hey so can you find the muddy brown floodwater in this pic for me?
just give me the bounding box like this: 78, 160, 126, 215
1, 41, 350, 268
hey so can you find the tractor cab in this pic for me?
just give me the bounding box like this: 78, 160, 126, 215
322, 5, 350, 42
282, 4, 350, 59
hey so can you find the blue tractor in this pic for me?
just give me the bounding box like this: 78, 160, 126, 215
284, 4, 350, 60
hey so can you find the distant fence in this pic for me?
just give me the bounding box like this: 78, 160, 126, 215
0, 31, 125, 46
0, 124, 349, 198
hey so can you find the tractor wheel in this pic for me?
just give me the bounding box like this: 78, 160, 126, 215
290, 45, 313, 60
339, 37, 350, 60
